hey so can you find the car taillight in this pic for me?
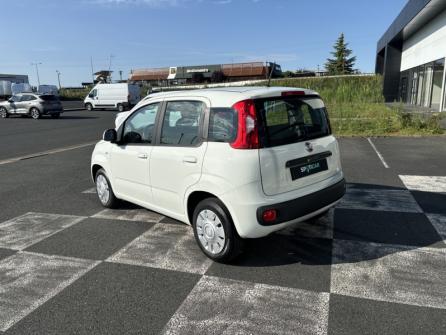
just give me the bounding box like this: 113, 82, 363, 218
230, 99, 259, 149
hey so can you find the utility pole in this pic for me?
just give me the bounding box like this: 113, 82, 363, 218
31, 62, 42, 88
119, 70, 123, 81
90, 56, 95, 84
56, 70, 61, 89
108, 54, 114, 83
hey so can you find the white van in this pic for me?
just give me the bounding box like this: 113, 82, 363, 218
84, 83, 141, 112
91, 87, 345, 262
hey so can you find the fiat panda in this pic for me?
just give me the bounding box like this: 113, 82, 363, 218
91, 87, 345, 262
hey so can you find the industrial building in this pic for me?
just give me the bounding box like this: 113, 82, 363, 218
0, 74, 29, 84
129, 62, 282, 85
376, 0, 446, 112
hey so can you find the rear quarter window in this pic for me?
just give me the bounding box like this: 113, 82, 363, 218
208, 108, 237, 143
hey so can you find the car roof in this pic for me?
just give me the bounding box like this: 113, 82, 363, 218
141, 86, 320, 107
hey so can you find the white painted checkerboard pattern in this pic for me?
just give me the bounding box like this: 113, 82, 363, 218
0, 178, 443, 332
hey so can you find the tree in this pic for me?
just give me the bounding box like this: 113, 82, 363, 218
325, 33, 356, 75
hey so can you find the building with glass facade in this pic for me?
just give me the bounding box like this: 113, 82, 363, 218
376, 0, 446, 112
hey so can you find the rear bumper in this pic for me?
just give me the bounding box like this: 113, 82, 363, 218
256, 179, 346, 226
220, 172, 345, 239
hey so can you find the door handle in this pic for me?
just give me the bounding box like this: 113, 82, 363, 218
137, 153, 148, 159
183, 156, 197, 164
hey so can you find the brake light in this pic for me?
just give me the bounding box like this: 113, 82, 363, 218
281, 91, 306, 97
230, 99, 259, 149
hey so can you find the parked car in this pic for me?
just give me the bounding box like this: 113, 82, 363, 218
0, 93, 63, 119
84, 83, 141, 112
38, 85, 59, 96
91, 87, 345, 262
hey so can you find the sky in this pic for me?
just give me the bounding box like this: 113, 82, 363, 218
0, 0, 408, 87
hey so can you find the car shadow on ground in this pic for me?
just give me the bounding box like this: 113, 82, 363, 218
99, 182, 445, 268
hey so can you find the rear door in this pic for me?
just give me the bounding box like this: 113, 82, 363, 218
150, 98, 208, 217
256, 95, 340, 196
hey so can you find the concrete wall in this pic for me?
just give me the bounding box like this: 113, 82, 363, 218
401, 9, 446, 71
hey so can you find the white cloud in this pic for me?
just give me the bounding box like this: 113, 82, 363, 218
213, 0, 232, 4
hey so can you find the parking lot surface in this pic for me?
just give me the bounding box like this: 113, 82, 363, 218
0, 110, 445, 334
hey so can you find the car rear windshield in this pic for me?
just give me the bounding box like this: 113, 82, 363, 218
40, 95, 59, 101
255, 96, 331, 148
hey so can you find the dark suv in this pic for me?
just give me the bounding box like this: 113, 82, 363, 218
0, 93, 63, 119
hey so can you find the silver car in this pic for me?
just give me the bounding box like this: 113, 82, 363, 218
0, 93, 63, 119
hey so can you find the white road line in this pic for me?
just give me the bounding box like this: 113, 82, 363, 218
367, 138, 389, 169
0, 142, 96, 166
331, 239, 446, 309
163, 276, 330, 335
0, 252, 99, 331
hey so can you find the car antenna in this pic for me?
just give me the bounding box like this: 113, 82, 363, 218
266, 61, 275, 88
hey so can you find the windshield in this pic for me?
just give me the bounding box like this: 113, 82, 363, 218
256, 96, 331, 148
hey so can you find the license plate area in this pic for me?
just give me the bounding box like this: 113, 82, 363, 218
290, 158, 328, 180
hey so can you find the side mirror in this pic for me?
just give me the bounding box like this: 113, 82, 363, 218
103, 129, 117, 143
8, 99, 13, 103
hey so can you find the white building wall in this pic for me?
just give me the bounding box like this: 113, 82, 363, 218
401, 9, 446, 71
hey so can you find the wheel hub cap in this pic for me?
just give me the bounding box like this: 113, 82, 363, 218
96, 175, 110, 205
196, 209, 225, 255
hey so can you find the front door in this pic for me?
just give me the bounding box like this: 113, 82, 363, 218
150, 99, 208, 218
110, 102, 161, 205
8, 95, 21, 114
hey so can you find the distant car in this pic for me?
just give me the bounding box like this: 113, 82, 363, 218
0, 93, 63, 119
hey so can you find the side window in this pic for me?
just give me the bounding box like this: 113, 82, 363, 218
28, 95, 37, 101
208, 108, 237, 143
11, 95, 21, 102
122, 103, 160, 144
20, 95, 30, 102
89, 89, 97, 97
160, 101, 205, 146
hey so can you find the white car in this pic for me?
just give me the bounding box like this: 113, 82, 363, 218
91, 87, 345, 262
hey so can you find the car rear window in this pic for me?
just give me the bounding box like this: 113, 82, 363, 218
255, 96, 331, 148
40, 95, 59, 101
208, 108, 237, 143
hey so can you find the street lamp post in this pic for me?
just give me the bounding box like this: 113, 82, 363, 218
31, 62, 42, 88
56, 70, 61, 89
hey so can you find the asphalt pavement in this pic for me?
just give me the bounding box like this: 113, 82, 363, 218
0, 111, 445, 334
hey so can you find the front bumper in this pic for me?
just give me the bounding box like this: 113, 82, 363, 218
256, 179, 346, 226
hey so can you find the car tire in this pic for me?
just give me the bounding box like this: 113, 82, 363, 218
117, 104, 125, 112
85, 103, 93, 111
30, 108, 41, 119
0, 107, 8, 118
51, 113, 61, 119
95, 168, 119, 209
192, 198, 243, 263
